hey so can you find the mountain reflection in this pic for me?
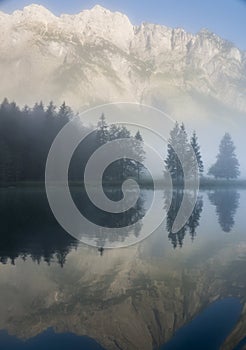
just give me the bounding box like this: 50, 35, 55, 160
164, 190, 203, 248
208, 189, 240, 232
0, 188, 246, 350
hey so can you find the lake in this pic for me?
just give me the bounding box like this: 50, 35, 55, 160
0, 187, 246, 350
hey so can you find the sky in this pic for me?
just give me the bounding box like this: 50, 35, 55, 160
0, 0, 245, 50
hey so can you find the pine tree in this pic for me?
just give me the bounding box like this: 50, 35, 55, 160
135, 130, 143, 141
33, 101, 44, 114
108, 124, 131, 181
98, 120, 145, 183
134, 130, 145, 181
165, 122, 180, 182
96, 113, 109, 146
190, 131, 204, 176
208, 133, 240, 179
58, 102, 72, 126
46, 101, 56, 118
165, 122, 191, 183
0, 99, 77, 184
45, 101, 56, 134
179, 123, 192, 178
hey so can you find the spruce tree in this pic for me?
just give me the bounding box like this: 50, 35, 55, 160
108, 124, 131, 181
96, 113, 109, 146
33, 101, 45, 114
190, 131, 204, 176
134, 130, 145, 181
208, 133, 240, 179
165, 122, 191, 183
165, 122, 180, 182
179, 123, 193, 178
58, 102, 72, 127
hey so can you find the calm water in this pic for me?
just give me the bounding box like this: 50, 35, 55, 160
0, 187, 246, 350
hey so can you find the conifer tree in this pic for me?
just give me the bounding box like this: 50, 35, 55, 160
208, 133, 240, 179
58, 102, 72, 128
96, 113, 109, 146
165, 122, 191, 183
165, 122, 180, 182
190, 131, 204, 176
134, 130, 145, 181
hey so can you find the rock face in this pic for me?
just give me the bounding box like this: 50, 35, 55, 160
0, 4, 245, 114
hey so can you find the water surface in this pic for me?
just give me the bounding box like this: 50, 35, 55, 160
0, 187, 246, 350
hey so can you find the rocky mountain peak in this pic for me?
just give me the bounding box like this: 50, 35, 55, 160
0, 3, 245, 115
13, 4, 56, 21
89, 4, 116, 14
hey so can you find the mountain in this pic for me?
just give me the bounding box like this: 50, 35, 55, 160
0, 4, 245, 116
0, 4, 246, 175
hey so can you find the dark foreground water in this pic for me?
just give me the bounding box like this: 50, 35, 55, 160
0, 329, 105, 350
161, 298, 242, 350
0, 187, 246, 350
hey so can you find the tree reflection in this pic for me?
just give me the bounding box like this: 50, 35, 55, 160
72, 186, 147, 248
164, 190, 203, 248
0, 188, 78, 266
208, 189, 240, 232
0, 187, 148, 265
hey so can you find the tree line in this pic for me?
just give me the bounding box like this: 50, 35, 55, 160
0, 98, 72, 182
165, 122, 240, 182
0, 98, 241, 184
0, 99, 145, 184
95, 113, 145, 183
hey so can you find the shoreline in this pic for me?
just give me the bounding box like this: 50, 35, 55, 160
1, 178, 246, 190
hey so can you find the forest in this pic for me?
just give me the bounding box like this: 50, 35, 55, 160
0, 98, 241, 185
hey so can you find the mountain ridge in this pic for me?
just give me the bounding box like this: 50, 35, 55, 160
0, 3, 245, 116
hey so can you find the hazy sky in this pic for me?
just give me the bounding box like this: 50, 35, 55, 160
0, 0, 245, 50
